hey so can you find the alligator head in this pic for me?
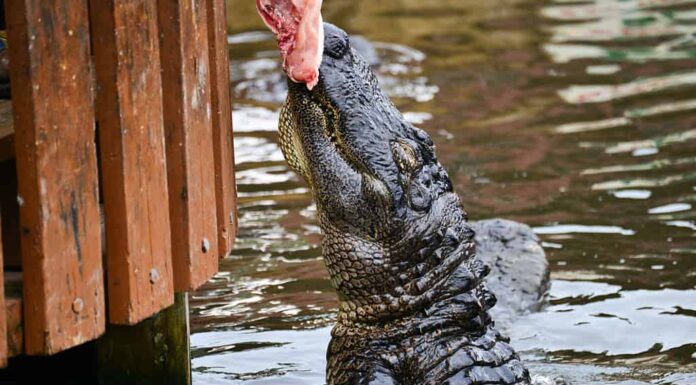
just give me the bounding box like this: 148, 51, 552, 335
278, 23, 530, 385
279, 23, 483, 321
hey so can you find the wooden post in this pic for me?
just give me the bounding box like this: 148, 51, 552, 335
90, 0, 175, 325
158, 0, 219, 291
5, 0, 105, 355
5, 295, 22, 358
96, 293, 191, 385
206, 0, 238, 258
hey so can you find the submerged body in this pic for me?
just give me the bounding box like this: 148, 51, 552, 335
276, 22, 544, 384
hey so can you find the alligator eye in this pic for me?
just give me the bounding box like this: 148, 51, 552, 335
391, 140, 420, 173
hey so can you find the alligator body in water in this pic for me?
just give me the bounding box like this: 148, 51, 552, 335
277, 23, 548, 385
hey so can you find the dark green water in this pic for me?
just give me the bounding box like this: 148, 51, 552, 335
191, 0, 696, 384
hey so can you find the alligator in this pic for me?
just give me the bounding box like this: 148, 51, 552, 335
274, 22, 549, 385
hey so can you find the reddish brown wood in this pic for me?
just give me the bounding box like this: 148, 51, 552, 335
0, 215, 7, 367
90, 0, 175, 325
6, 296, 22, 357
206, 0, 238, 258
158, 0, 219, 291
6, 0, 105, 354
4, 271, 22, 357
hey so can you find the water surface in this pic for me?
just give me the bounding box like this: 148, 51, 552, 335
192, 0, 696, 383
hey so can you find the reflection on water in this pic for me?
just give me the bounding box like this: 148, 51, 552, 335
192, 0, 696, 384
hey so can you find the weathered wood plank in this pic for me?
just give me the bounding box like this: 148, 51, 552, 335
0, 214, 7, 367
158, 0, 219, 291
206, 0, 238, 258
5, 0, 105, 354
90, 0, 175, 325
4, 271, 22, 357
5, 297, 22, 357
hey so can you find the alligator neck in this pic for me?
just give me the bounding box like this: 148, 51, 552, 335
328, 221, 494, 332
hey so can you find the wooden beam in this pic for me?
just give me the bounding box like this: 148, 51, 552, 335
4, 271, 22, 358
5, 297, 22, 357
158, 0, 219, 291
5, 0, 105, 354
206, 0, 238, 258
90, 0, 175, 325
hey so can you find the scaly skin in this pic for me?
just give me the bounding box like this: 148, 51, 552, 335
278, 23, 531, 385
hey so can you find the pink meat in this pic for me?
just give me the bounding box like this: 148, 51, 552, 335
256, 0, 324, 90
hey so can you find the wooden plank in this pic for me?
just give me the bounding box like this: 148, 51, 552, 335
158, 0, 219, 291
6, 297, 22, 357
90, 0, 175, 325
0, 214, 7, 367
206, 0, 238, 258
4, 272, 22, 357
6, 0, 105, 354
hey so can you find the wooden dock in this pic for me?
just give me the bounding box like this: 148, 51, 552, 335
0, 0, 238, 381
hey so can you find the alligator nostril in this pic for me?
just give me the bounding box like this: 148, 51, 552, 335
325, 29, 350, 59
